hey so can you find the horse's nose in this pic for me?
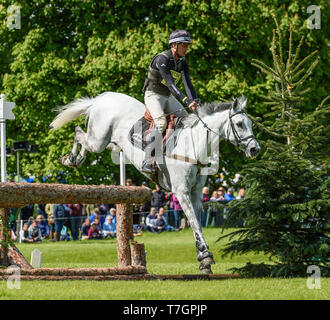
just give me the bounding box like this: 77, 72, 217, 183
250, 146, 259, 156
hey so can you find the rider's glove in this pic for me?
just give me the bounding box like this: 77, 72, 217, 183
194, 98, 201, 106
182, 96, 194, 108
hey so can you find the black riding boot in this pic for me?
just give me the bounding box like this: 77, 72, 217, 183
142, 128, 160, 174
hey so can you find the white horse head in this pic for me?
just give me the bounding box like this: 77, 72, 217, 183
226, 96, 261, 158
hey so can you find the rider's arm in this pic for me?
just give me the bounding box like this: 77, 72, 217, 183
182, 61, 198, 101
156, 55, 194, 107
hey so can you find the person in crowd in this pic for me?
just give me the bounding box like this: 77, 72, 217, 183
234, 188, 246, 227
37, 204, 47, 220
28, 220, 42, 242
67, 204, 83, 241
102, 216, 116, 238
217, 187, 227, 203
98, 204, 109, 216
9, 208, 18, 234
132, 203, 144, 234
48, 213, 55, 241
210, 190, 218, 202
208, 190, 223, 227
53, 203, 66, 242
60, 224, 71, 241
84, 204, 97, 217
62, 204, 71, 236
133, 203, 141, 224
151, 184, 166, 212
81, 218, 91, 240
224, 187, 235, 202
158, 207, 175, 231
236, 188, 246, 200
89, 208, 105, 227
20, 223, 33, 243
93, 216, 102, 233
88, 222, 103, 240
8, 208, 18, 241
145, 207, 157, 232
201, 187, 210, 227
172, 194, 183, 230
166, 192, 175, 227
140, 182, 151, 222
27, 216, 35, 226
215, 187, 228, 226
106, 208, 117, 225
125, 179, 133, 186
20, 204, 34, 222
154, 209, 167, 233
36, 214, 49, 239
45, 203, 55, 218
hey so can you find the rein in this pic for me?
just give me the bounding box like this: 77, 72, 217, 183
150, 103, 256, 165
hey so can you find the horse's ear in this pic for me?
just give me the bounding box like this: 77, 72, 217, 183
233, 98, 239, 111
240, 95, 247, 110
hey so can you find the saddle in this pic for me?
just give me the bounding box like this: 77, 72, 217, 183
128, 109, 184, 153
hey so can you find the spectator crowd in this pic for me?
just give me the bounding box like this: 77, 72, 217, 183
6, 178, 246, 243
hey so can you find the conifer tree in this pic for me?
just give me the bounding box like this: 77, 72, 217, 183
218, 15, 330, 277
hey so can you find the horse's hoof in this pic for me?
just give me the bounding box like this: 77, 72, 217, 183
199, 256, 215, 274
75, 155, 85, 168
200, 256, 215, 266
59, 155, 76, 167
200, 266, 213, 274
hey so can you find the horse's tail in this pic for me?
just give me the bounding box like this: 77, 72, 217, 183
50, 97, 94, 129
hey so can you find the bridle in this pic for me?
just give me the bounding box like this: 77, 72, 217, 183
191, 106, 255, 152
227, 108, 255, 151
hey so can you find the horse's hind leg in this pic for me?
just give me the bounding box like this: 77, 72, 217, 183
60, 126, 88, 167
60, 120, 111, 167
59, 127, 81, 167
75, 146, 87, 167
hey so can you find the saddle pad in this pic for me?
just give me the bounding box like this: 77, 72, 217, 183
128, 116, 184, 153
128, 116, 151, 150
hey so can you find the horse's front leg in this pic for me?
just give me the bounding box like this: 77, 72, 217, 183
174, 191, 214, 274
190, 186, 215, 273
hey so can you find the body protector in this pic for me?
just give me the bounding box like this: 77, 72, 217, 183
143, 49, 198, 108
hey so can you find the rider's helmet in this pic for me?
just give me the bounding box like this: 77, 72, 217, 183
169, 30, 191, 45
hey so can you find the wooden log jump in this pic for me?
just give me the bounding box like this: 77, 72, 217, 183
0, 182, 152, 275
0, 182, 152, 208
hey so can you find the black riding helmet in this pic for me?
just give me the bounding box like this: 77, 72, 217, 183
169, 29, 191, 45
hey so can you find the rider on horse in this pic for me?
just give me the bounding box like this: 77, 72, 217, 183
141, 29, 200, 173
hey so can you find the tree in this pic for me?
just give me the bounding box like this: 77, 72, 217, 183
218, 15, 330, 277
0, 1, 328, 184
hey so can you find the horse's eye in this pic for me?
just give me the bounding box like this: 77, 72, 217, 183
237, 122, 243, 128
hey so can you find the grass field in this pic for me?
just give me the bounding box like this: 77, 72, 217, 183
0, 228, 329, 300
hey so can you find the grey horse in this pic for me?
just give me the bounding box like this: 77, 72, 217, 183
50, 92, 260, 273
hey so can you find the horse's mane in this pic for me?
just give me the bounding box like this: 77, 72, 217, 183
182, 101, 233, 128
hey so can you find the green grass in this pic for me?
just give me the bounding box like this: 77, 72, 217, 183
0, 228, 329, 300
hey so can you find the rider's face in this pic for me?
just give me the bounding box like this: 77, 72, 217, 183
175, 43, 190, 57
